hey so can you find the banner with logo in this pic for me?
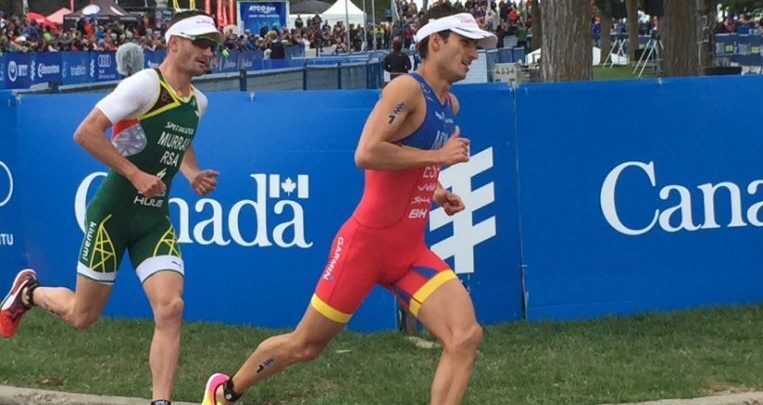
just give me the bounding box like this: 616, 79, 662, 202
238, 1, 288, 35
0, 91, 26, 285
94, 52, 119, 81
0, 56, 6, 89
13, 85, 522, 331
3, 53, 33, 89
144, 50, 166, 69
0, 48, 310, 90
33, 53, 63, 85
61, 52, 96, 85
430, 83, 523, 324
214, 51, 240, 73
20, 77, 763, 328
516, 76, 763, 321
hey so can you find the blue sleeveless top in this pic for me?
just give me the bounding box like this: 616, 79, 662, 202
398, 72, 456, 150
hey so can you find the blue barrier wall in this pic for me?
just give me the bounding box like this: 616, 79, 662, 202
0, 91, 25, 273
5, 76, 763, 329
6, 85, 522, 331
515, 75, 763, 320
0, 47, 307, 90
437, 84, 523, 324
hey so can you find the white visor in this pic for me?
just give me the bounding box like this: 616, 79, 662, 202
414, 13, 497, 49
164, 15, 223, 44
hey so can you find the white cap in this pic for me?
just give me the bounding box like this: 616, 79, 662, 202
413, 13, 497, 49
164, 14, 223, 44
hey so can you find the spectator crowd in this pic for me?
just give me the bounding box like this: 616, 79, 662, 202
0, 0, 529, 56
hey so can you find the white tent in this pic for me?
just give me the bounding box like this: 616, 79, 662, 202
46, 7, 71, 25
319, 0, 365, 28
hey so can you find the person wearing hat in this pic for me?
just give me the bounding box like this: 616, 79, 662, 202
0, 11, 223, 405
200, 3, 496, 405
10, 35, 29, 52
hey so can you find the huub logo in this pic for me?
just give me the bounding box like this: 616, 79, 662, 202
75, 172, 312, 248
601, 161, 763, 235
0, 160, 13, 208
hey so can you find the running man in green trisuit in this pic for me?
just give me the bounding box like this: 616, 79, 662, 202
0, 11, 222, 405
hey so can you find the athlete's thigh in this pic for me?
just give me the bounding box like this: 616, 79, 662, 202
312, 219, 380, 324
416, 277, 478, 340
128, 215, 184, 284
76, 205, 128, 285
292, 305, 346, 346
143, 271, 184, 310
388, 248, 460, 319
71, 274, 113, 317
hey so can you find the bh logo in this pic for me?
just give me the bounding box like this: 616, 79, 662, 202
429, 147, 497, 274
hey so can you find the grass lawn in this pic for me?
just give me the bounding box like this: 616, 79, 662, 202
593, 65, 658, 81
3, 305, 763, 404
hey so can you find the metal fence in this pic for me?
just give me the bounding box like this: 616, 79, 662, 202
20, 59, 385, 95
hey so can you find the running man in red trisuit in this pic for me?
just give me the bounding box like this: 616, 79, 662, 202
202, 4, 496, 405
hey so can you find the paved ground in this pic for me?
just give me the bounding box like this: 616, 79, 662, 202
1, 384, 763, 405
601, 392, 763, 405
0, 385, 196, 405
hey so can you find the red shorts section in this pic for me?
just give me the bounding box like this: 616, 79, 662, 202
312, 218, 457, 323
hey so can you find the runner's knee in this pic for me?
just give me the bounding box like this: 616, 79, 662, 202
442, 323, 483, 356
292, 336, 329, 362
69, 311, 100, 330
153, 297, 184, 326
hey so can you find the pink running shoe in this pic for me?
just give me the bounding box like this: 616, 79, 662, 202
202, 373, 231, 405
0, 269, 38, 338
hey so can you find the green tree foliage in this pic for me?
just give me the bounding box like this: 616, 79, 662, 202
594, 0, 618, 17
720, 0, 763, 13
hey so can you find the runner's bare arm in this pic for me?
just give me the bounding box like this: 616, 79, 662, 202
355, 76, 469, 170
181, 145, 219, 195
180, 144, 201, 180
74, 108, 165, 198
74, 108, 142, 180
434, 182, 465, 215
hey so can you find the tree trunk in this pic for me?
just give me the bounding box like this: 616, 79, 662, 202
540, 0, 592, 82
662, 0, 700, 77
0, 0, 22, 18
699, 0, 718, 69
600, 13, 612, 65
626, 0, 639, 63
530, 0, 542, 52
